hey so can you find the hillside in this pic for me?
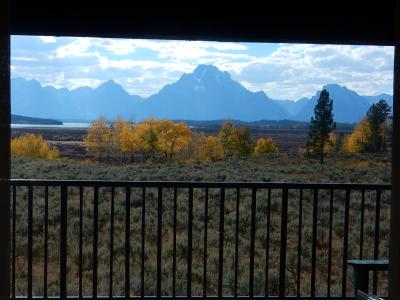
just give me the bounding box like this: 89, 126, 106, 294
11, 114, 63, 125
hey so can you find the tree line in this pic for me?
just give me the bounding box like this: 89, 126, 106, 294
10, 91, 391, 163
83, 117, 278, 163
306, 89, 391, 164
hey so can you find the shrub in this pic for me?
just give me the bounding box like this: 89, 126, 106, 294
11, 133, 59, 160
254, 137, 278, 154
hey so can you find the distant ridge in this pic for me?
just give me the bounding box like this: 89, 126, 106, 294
11, 114, 63, 125
11, 65, 393, 123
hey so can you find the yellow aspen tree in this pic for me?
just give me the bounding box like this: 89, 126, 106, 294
110, 117, 127, 160
83, 116, 111, 161
156, 120, 192, 161
341, 117, 372, 152
120, 123, 139, 162
199, 135, 224, 161
218, 121, 238, 158
135, 117, 160, 161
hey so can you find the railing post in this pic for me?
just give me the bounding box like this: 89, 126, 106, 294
187, 188, 193, 298
342, 189, 350, 298
373, 189, 381, 294
28, 185, 33, 299
157, 187, 163, 297
109, 187, 115, 297
93, 186, 99, 298
218, 188, 225, 298
141, 187, 146, 298
125, 186, 130, 297
279, 188, 288, 299
173, 187, 177, 298
296, 189, 303, 297
311, 189, 318, 298
203, 188, 209, 298
249, 188, 256, 298
60, 185, 67, 299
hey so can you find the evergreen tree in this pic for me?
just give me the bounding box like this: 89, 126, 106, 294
306, 89, 336, 164
366, 99, 391, 152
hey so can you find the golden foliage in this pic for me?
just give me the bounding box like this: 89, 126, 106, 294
135, 117, 160, 159
341, 117, 372, 153
197, 135, 225, 162
155, 120, 192, 160
119, 122, 138, 156
83, 116, 112, 159
254, 137, 278, 154
218, 121, 253, 158
11, 134, 59, 160
324, 132, 337, 153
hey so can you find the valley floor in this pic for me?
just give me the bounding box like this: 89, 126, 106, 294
11, 152, 391, 183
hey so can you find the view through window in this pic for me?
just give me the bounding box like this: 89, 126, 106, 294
9, 35, 394, 298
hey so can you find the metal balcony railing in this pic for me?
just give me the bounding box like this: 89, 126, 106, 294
9, 180, 391, 299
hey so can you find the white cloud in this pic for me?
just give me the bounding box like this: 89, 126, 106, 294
230, 44, 394, 99
56, 38, 93, 58
96, 39, 136, 55
11, 36, 395, 100
39, 36, 57, 43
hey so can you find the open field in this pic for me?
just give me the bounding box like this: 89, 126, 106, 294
11, 127, 354, 159
12, 152, 391, 183
10, 124, 389, 298
10, 153, 391, 297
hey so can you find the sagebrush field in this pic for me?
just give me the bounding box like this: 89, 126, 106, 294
11, 153, 391, 297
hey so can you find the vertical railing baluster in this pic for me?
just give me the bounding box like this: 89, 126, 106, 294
79, 186, 83, 298
60, 185, 67, 299
12, 185, 16, 299
44, 185, 48, 298
311, 189, 318, 298
234, 188, 240, 298
141, 187, 146, 297
279, 188, 288, 299
327, 189, 334, 297
359, 189, 365, 260
157, 187, 163, 297
296, 189, 303, 297
125, 186, 131, 297
28, 184, 33, 299
203, 188, 208, 298
187, 188, 193, 298
93, 186, 99, 298
218, 188, 225, 298
342, 189, 350, 298
109, 187, 115, 297
265, 188, 271, 298
173, 187, 177, 298
249, 188, 256, 298
373, 189, 381, 294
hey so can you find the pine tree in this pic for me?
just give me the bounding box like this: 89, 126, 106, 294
366, 99, 391, 152
306, 89, 336, 164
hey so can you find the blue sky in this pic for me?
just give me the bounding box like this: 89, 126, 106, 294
11, 35, 394, 100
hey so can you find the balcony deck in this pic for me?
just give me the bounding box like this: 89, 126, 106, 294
9, 180, 391, 299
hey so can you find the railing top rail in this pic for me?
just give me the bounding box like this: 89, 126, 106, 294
9, 179, 392, 190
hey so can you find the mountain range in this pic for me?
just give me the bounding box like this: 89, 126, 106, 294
11, 64, 393, 123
